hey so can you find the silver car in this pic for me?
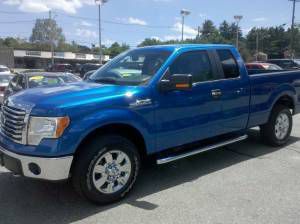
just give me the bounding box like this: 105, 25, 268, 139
0, 74, 14, 103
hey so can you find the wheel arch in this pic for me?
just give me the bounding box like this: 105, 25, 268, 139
71, 123, 148, 173
271, 93, 295, 114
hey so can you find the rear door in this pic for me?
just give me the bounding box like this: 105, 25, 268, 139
213, 49, 250, 134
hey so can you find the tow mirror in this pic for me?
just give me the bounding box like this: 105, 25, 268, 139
159, 74, 193, 92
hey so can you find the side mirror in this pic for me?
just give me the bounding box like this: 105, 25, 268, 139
159, 74, 193, 92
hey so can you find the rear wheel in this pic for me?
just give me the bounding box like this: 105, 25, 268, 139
260, 105, 292, 146
72, 135, 140, 204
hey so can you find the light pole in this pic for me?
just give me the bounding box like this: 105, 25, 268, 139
289, 0, 299, 58
180, 9, 191, 42
234, 15, 243, 50
95, 0, 108, 64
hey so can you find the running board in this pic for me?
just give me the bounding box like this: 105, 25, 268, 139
156, 135, 248, 165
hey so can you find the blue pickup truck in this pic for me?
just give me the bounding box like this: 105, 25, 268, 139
0, 44, 300, 204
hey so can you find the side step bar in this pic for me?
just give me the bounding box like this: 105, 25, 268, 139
157, 135, 248, 165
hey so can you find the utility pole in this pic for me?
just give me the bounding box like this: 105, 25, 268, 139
256, 28, 259, 61
289, 0, 299, 58
234, 15, 243, 51
181, 15, 184, 42
95, 0, 108, 64
49, 10, 54, 65
197, 26, 201, 39
180, 9, 191, 42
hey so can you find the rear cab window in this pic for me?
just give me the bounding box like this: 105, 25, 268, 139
216, 49, 239, 79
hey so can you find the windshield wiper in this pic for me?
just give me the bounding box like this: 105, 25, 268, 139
90, 77, 118, 84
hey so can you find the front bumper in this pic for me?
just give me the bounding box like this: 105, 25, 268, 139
0, 145, 73, 181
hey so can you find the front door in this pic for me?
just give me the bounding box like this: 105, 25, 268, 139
154, 50, 224, 151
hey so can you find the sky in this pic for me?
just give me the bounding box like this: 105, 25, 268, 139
0, 0, 299, 48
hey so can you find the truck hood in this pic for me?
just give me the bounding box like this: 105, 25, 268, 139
8, 81, 142, 116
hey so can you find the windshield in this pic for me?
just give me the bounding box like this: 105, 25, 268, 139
60, 74, 82, 82
0, 67, 9, 73
295, 60, 300, 66
0, 75, 13, 83
90, 48, 172, 85
266, 64, 283, 70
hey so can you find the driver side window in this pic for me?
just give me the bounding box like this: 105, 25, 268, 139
169, 51, 214, 83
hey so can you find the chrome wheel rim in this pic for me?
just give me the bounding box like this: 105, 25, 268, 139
92, 150, 132, 194
275, 113, 290, 140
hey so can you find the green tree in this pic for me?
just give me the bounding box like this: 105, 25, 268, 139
30, 18, 65, 45
138, 38, 162, 47
247, 26, 289, 58
105, 42, 130, 57
219, 21, 231, 40
201, 20, 218, 39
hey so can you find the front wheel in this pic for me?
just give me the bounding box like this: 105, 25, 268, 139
260, 105, 293, 146
72, 135, 140, 204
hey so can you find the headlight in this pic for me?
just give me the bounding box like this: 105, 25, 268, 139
28, 116, 70, 145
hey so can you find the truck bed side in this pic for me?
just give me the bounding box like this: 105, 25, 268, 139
248, 70, 300, 128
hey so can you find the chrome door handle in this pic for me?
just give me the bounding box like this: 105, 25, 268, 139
235, 88, 244, 94
211, 89, 222, 99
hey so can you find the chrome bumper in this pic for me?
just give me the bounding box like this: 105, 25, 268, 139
0, 146, 73, 181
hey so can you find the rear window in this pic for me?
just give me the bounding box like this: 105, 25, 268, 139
0, 75, 13, 83
217, 50, 239, 79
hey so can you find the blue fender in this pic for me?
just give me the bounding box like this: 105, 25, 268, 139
59, 108, 155, 156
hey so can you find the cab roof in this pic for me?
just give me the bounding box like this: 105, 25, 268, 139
138, 44, 235, 51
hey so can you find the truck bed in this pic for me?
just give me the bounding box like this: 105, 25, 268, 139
248, 70, 300, 128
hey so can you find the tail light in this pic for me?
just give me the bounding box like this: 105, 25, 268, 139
0, 87, 5, 92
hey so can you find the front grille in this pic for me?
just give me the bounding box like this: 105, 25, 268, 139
0, 105, 26, 143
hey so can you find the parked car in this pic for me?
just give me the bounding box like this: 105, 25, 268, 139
0, 65, 11, 75
83, 70, 96, 80
1, 44, 300, 205
79, 63, 101, 77
74, 63, 82, 74
246, 62, 283, 71
3, 72, 81, 99
48, 63, 73, 73
266, 59, 300, 70
0, 74, 14, 103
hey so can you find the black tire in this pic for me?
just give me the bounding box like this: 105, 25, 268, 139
72, 135, 140, 204
260, 105, 293, 146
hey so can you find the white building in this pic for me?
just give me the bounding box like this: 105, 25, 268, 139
13, 50, 110, 68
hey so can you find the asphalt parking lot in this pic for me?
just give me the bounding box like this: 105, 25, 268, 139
1, 116, 300, 224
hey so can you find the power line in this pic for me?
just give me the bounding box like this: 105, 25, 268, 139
0, 20, 36, 24
0, 9, 173, 29
57, 12, 172, 29
0, 10, 28, 14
